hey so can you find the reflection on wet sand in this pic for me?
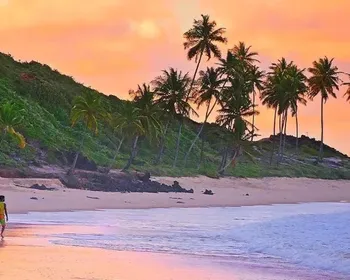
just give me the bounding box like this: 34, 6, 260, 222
0, 226, 234, 280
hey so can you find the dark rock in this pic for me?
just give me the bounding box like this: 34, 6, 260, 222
203, 189, 214, 195
176, 201, 185, 204
30, 197, 38, 200
59, 170, 194, 194
136, 171, 151, 182
60, 174, 80, 189
245, 193, 249, 196
30, 184, 57, 191
87, 196, 99, 200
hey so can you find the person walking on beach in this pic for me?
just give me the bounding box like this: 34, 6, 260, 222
0, 195, 8, 239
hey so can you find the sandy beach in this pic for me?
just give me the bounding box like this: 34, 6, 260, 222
0, 176, 349, 213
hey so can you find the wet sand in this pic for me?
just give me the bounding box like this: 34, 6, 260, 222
0, 225, 234, 280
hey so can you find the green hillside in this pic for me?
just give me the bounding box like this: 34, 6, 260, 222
0, 53, 349, 179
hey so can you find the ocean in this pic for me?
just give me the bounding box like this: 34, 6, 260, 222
12, 202, 350, 279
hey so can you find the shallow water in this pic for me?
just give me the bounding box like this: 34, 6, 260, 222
12, 202, 350, 279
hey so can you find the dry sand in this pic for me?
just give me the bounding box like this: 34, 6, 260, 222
0, 176, 349, 213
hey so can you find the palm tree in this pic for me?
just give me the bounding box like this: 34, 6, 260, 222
308, 57, 340, 161
184, 67, 224, 165
105, 84, 154, 172
261, 58, 292, 164
69, 92, 104, 174
247, 65, 265, 141
153, 68, 197, 167
286, 65, 308, 152
0, 102, 26, 149
344, 85, 350, 101
183, 14, 227, 103
342, 74, 350, 102
114, 101, 161, 171
216, 89, 256, 174
231, 41, 259, 67
129, 83, 154, 108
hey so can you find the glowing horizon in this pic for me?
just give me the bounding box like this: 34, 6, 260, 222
0, 0, 349, 155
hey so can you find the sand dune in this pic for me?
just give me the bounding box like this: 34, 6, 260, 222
0, 176, 349, 213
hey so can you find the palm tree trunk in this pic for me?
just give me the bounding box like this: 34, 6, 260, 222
277, 113, 284, 164
218, 145, 240, 175
319, 96, 324, 161
123, 135, 139, 171
218, 147, 226, 171
185, 49, 204, 103
176, 49, 204, 169
269, 107, 277, 165
68, 136, 85, 174
154, 120, 170, 165
184, 99, 212, 166
220, 144, 230, 172
251, 90, 256, 142
107, 137, 124, 172
197, 136, 205, 169
295, 110, 299, 153
281, 110, 288, 161
173, 121, 183, 167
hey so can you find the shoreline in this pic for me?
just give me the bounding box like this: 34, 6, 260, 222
5, 204, 349, 280
0, 176, 349, 214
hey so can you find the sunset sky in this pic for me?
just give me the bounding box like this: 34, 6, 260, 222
1, 0, 349, 155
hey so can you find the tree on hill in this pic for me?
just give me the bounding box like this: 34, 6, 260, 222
308, 57, 340, 161
216, 88, 256, 174
115, 98, 161, 171
247, 65, 265, 141
184, 67, 224, 166
153, 68, 197, 167
69, 93, 104, 174
287, 65, 308, 152
261, 58, 294, 164
183, 14, 227, 102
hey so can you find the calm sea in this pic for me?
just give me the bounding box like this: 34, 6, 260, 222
12, 202, 350, 279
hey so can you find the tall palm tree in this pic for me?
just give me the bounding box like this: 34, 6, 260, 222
183, 14, 227, 103
0, 102, 26, 149
69, 93, 104, 174
247, 65, 265, 141
153, 68, 197, 167
184, 67, 224, 165
308, 57, 340, 161
260, 82, 278, 164
286, 65, 308, 152
261, 58, 293, 164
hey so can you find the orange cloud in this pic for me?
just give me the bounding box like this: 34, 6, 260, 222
0, 0, 349, 154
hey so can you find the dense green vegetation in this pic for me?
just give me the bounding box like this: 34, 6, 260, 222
0, 14, 350, 179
